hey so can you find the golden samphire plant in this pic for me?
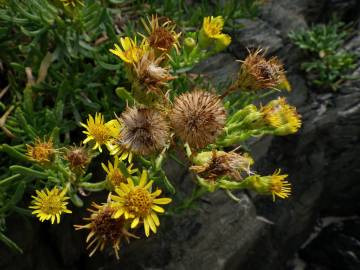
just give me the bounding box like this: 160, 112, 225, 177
25, 14, 301, 259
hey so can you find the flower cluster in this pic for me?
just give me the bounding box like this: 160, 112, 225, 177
23, 13, 301, 260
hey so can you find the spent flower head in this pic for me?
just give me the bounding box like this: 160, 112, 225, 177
237, 49, 285, 91
29, 187, 72, 224
118, 107, 169, 155
64, 145, 90, 172
133, 50, 175, 93
111, 170, 172, 237
75, 202, 138, 259
170, 90, 226, 149
143, 15, 181, 54
191, 151, 254, 182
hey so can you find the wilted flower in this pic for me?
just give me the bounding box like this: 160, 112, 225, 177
170, 90, 226, 149
245, 169, 291, 201
65, 145, 90, 172
118, 107, 169, 155
143, 15, 181, 54
110, 37, 148, 64
199, 16, 231, 50
111, 170, 172, 237
102, 155, 137, 189
26, 137, 55, 164
29, 187, 72, 224
191, 151, 254, 181
80, 113, 120, 152
261, 97, 301, 135
133, 51, 174, 93
75, 202, 138, 259
237, 49, 285, 91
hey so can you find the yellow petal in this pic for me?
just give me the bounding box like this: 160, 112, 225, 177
143, 218, 150, 237
131, 217, 140, 228
150, 212, 160, 226
151, 205, 165, 213
147, 215, 157, 233
153, 197, 172, 205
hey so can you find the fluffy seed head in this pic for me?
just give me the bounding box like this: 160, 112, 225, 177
170, 90, 226, 149
118, 107, 169, 155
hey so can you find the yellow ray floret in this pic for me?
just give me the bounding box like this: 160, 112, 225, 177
109, 37, 148, 64
268, 169, 291, 201
80, 113, 120, 152
102, 155, 138, 189
111, 170, 172, 237
29, 187, 72, 224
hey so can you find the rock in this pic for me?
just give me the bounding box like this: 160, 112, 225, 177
230, 18, 283, 57
299, 218, 360, 270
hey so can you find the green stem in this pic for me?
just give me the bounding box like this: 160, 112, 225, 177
0, 174, 21, 186
78, 180, 107, 191
0, 231, 23, 254
9, 165, 47, 179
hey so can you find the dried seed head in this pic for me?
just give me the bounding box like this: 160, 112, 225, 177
26, 138, 55, 164
191, 151, 253, 181
75, 203, 138, 259
170, 90, 226, 149
237, 49, 285, 91
118, 107, 169, 155
65, 145, 90, 171
133, 51, 174, 93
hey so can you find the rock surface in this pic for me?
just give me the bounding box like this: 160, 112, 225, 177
1, 1, 360, 270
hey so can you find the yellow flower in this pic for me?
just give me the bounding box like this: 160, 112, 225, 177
261, 97, 301, 135
74, 202, 138, 259
80, 113, 120, 152
102, 155, 137, 189
26, 137, 55, 164
199, 16, 231, 49
246, 170, 291, 201
29, 187, 72, 224
109, 37, 147, 64
60, 0, 84, 7
111, 170, 172, 237
268, 170, 291, 201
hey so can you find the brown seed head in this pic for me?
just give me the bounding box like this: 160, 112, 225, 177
170, 90, 226, 149
118, 107, 169, 155
238, 49, 285, 91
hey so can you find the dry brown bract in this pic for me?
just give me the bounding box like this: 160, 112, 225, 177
237, 49, 285, 91
118, 107, 169, 155
170, 90, 226, 149
64, 145, 90, 171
